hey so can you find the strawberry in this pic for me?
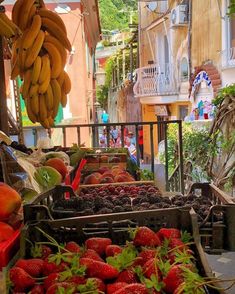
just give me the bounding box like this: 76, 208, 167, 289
43, 273, 60, 290
169, 238, 188, 251
30, 284, 44, 294
42, 260, 58, 276
85, 237, 112, 256
15, 259, 44, 277
163, 264, 185, 293
157, 228, 181, 240
133, 227, 161, 247
142, 258, 161, 280
46, 282, 76, 294
81, 249, 104, 261
112, 283, 148, 294
139, 249, 156, 261
10, 267, 35, 291
106, 245, 122, 257
64, 241, 81, 253
67, 275, 86, 285
89, 277, 106, 292
80, 258, 119, 280
41, 246, 52, 259
116, 269, 137, 284
130, 257, 144, 268
107, 282, 128, 294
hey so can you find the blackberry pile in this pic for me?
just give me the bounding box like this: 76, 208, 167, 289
53, 184, 217, 221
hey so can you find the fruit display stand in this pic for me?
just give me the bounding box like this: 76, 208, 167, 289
20, 207, 222, 293
83, 153, 127, 171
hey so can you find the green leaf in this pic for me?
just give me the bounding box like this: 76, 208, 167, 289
181, 231, 192, 243
106, 243, 137, 271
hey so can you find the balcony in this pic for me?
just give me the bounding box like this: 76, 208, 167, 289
221, 47, 235, 69
133, 63, 178, 98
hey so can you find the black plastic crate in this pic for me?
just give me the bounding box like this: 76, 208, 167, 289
20, 208, 222, 293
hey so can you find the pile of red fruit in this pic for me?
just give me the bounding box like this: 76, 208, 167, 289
9, 227, 209, 293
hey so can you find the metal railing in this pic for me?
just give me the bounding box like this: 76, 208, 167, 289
23, 120, 184, 193
133, 63, 178, 97
221, 47, 235, 68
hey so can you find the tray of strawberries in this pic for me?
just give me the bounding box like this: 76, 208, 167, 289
6, 207, 224, 293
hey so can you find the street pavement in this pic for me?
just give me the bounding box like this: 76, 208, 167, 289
206, 252, 235, 293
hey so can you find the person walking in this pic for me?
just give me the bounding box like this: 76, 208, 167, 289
101, 110, 109, 124
110, 126, 119, 147
138, 126, 144, 163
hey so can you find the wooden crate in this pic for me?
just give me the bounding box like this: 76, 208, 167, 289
79, 180, 155, 190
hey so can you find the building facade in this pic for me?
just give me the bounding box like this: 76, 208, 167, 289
134, 0, 224, 160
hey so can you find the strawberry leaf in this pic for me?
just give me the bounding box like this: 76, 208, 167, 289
134, 266, 163, 292
181, 231, 192, 243
106, 243, 138, 271
77, 278, 99, 293
128, 226, 138, 240
158, 259, 171, 277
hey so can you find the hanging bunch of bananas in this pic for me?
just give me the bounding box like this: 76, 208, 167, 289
0, 5, 21, 39
10, 0, 72, 129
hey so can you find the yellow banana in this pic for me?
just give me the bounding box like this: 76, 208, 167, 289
11, 56, 20, 80
43, 42, 62, 79
51, 79, 61, 118
38, 8, 67, 34
25, 30, 45, 68
26, 4, 36, 27
38, 68, 51, 94
61, 91, 67, 108
38, 54, 50, 84
18, 47, 27, 72
45, 83, 54, 111
22, 14, 41, 50
18, 0, 35, 30
63, 71, 71, 94
0, 12, 21, 36
57, 71, 65, 87
44, 35, 67, 68
12, 0, 24, 26
11, 37, 21, 65
0, 16, 15, 38
30, 94, 39, 115
31, 56, 42, 84
29, 83, 39, 97
26, 99, 37, 123
39, 94, 47, 121
21, 69, 31, 100
41, 17, 71, 51
40, 118, 50, 129
48, 117, 54, 128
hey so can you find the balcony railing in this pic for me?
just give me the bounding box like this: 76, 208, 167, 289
133, 63, 178, 97
221, 47, 235, 68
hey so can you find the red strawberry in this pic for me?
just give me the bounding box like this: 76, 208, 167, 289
142, 258, 161, 280
64, 241, 81, 253
157, 228, 181, 240
43, 273, 60, 290
30, 284, 44, 294
80, 258, 119, 280
113, 283, 148, 294
133, 227, 161, 247
46, 282, 76, 294
169, 238, 188, 251
85, 237, 112, 256
139, 249, 156, 261
130, 257, 144, 268
116, 269, 137, 284
67, 276, 86, 285
163, 264, 185, 293
81, 249, 104, 261
15, 259, 44, 277
41, 246, 52, 259
107, 282, 128, 294
106, 245, 122, 257
10, 267, 35, 291
42, 260, 58, 276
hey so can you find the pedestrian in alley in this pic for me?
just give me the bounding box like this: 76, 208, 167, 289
99, 128, 107, 147
128, 131, 136, 146
101, 110, 109, 124
110, 126, 119, 147
138, 126, 144, 163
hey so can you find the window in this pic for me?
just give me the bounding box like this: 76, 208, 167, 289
229, 15, 235, 48
180, 57, 189, 81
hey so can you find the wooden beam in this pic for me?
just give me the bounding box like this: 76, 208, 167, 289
0, 36, 9, 135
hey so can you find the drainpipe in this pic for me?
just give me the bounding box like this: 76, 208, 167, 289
187, 0, 192, 77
